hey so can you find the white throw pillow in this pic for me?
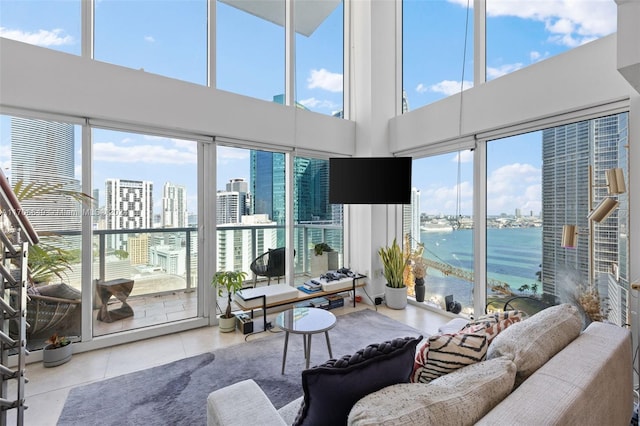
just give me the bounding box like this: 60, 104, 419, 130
348, 356, 517, 426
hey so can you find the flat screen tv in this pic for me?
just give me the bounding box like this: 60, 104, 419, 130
329, 157, 412, 204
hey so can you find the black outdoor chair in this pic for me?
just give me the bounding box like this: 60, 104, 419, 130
249, 247, 294, 287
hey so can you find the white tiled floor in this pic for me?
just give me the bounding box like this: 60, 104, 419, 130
9, 303, 448, 426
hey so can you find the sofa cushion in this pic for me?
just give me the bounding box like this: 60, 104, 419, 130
463, 310, 523, 343
293, 336, 422, 426
348, 356, 517, 426
411, 331, 487, 384
37, 283, 81, 300
486, 303, 582, 385
478, 322, 633, 425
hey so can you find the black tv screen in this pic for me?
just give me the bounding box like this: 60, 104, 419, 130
329, 157, 412, 204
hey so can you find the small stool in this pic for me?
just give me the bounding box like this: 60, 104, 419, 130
96, 278, 135, 323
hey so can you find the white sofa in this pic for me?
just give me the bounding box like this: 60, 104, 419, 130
207, 306, 633, 426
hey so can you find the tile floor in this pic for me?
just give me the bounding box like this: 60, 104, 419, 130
8, 303, 448, 426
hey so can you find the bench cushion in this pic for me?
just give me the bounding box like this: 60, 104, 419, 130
234, 284, 299, 309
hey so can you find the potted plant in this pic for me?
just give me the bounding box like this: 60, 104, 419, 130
311, 242, 339, 277
407, 237, 427, 302
413, 257, 427, 302
42, 332, 72, 367
211, 270, 248, 332
378, 238, 408, 309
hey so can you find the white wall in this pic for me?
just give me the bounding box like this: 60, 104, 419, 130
0, 38, 356, 156
390, 34, 634, 152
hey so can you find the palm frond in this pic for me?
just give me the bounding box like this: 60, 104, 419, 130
13, 179, 93, 206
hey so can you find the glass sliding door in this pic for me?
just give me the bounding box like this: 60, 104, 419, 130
91, 128, 198, 336
411, 150, 475, 316
486, 132, 545, 314
216, 145, 287, 287
0, 115, 83, 350
485, 112, 629, 325
293, 156, 343, 281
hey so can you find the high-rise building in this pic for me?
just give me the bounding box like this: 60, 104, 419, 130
217, 178, 251, 225
217, 191, 244, 224
9, 117, 81, 232
162, 182, 188, 228
105, 178, 153, 250
542, 113, 628, 325
403, 188, 421, 250
250, 150, 286, 225
217, 214, 277, 273
128, 234, 150, 265
226, 178, 248, 193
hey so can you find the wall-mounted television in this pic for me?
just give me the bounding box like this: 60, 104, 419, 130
329, 157, 412, 204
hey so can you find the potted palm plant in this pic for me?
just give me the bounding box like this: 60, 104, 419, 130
42, 332, 72, 367
378, 238, 408, 309
211, 270, 248, 332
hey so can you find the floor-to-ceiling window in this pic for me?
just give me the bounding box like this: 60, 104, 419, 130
409, 112, 629, 323
0, 114, 83, 350
402, 0, 474, 111
94, 0, 207, 85
402, 0, 618, 110
411, 150, 475, 315
0, 0, 81, 55
293, 156, 343, 279
216, 0, 285, 101
485, 132, 545, 313
91, 128, 198, 336
294, 0, 344, 117
486, 0, 616, 81
216, 145, 288, 285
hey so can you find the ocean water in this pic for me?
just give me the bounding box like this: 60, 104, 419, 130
419, 227, 542, 310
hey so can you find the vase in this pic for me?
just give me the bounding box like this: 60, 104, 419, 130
219, 315, 237, 333
43, 343, 73, 368
414, 278, 425, 302
384, 285, 408, 310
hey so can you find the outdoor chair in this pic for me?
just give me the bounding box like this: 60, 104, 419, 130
25, 283, 82, 338
249, 247, 294, 287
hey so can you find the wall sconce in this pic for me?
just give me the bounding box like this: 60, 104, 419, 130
561, 225, 579, 248
605, 168, 626, 195
587, 197, 619, 223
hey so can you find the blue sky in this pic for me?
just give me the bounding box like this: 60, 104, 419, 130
0, 0, 617, 216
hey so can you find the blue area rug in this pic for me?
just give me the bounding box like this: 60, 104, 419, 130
57, 309, 424, 426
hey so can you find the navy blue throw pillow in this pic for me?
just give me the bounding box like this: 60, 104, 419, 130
293, 335, 422, 426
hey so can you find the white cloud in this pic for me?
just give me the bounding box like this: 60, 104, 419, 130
529, 50, 550, 63
144, 35, 155, 43
218, 146, 249, 161
298, 97, 339, 110
0, 27, 74, 47
422, 181, 473, 216
424, 80, 474, 96
452, 150, 473, 164
94, 141, 197, 165
465, 0, 616, 47
307, 69, 343, 93
487, 62, 524, 79
416, 83, 428, 94
486, 163, 541, 215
